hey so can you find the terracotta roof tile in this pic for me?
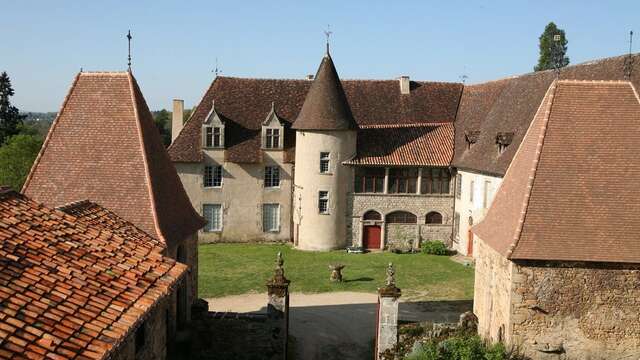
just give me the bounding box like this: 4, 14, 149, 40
344, 123, 454, 166
454, 54, 640, 176
168, 73, 462, 164
473, 80, 640, 263
22, 72, 205, 249
0, 189, 187, 359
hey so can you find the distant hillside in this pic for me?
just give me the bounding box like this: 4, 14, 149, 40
22, 112, 57, 123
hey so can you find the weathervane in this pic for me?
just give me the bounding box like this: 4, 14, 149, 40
460, 66, 469, 84
324, 24, 333, 54
624, 30, 634, 79
213, 57, 221, 77
126, 30, 133, 71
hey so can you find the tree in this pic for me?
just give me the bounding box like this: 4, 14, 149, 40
0, 72, 26, 145
0, 134, 43, 191
153, 109, 172, 147
534, 22, 570, 72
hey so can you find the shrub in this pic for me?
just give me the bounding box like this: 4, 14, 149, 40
422, 240, 448, 255
404, 334, 520, 360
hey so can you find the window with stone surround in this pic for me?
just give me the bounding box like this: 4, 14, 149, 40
354, 167, 385, 193
264, 166, 280, 188
263, 204, 280, 232
204, 126, 223, 148
320, 152, 331, 173
387, 168, 418, 194
421, 168, 451, 194
386, 211, 417, 224
265, 128, 280, 149
203, 204, 222, 232
425, 211, 443, 224
204, 165, 223, 188
318, 191, 329, 214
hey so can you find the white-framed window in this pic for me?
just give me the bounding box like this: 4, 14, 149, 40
204, 165, 223, 188
265, 128, 280, 149
318, 191, 329, 214
264, 166, 280, 188
203, 204, 222, 232
319, 152, 330, 173
262, 204, 280, 232
469, 180, 474, 204
483, 180, 491, 209
204, 126, 223, 148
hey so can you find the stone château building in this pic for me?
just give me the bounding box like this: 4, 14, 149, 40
22, 71, 205, 329
169, 49, 640, 255
472, 80, 640, 359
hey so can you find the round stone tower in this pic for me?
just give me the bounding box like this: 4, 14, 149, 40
292, 50, 358, 251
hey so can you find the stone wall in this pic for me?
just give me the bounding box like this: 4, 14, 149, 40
175, 149, 293, 244
473, 237, 514, 344
348, 193, 454, 249
111, 297, 170, 360
510, 260, 640, 360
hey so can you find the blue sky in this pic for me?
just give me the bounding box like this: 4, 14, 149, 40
3, 0, 638, 111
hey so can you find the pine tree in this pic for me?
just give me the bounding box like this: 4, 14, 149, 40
534, 22, 570, 72
0, 72, 26, 145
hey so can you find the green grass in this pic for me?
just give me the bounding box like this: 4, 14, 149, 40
198, 243, 474, 300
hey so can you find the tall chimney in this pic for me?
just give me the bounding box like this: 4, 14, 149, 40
172, 99, 184, 143
398, 76, 410, 95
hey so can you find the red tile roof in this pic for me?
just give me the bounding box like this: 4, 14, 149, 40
0, 189, 186, 359
168, 74, 462, 163
22, 72, 205, 249
57, 200, 165, 253
454, 54, 640, 176
292, 53, 358, 130
473, 80, 640, 263
344, 123, 454, 166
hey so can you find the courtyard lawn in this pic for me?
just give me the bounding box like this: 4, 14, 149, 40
198, 244, 474, 300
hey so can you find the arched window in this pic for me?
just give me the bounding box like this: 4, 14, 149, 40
386, 211, 417, 224
425, 212, 443, 224
363, 210, 382, 221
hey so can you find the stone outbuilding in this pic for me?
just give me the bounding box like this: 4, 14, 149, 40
22, 71, 205, 326
472, 80, 640, 359
0, 189, 186, 359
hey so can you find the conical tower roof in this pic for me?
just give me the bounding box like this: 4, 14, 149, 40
293, 52, 358, 130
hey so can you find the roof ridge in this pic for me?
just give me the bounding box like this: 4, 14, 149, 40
22, 72, 82, 193
127, 72, 168, 246
218, 75, 462, 84
79, 71, 129, 76
506, 81, 558, 259
359, 122, 452, 129
556, 79, 633, 85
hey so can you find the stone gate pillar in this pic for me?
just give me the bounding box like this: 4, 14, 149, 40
266, 252, 290, 360
375, 263, 401, 359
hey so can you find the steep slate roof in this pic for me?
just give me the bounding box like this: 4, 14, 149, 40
168, 69, 462, 164
292, 53, 358, 130
0, 189, 186, 359
454, 54, 640, 176
344, 123, 454, 166
57, 200, 165, 253
22, 72, 205, 249
473, 80, 640, 263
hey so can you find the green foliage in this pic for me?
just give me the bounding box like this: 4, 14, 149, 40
0, 134, 43, 190
422, 241, 448, 255
406, 334, 517, 360
534, 22, 569, 72
153, 109, 172, 147
0, 72, 26, 145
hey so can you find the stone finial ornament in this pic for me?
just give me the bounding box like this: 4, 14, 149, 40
379, 263, 401, 298
267, 252, 290, 297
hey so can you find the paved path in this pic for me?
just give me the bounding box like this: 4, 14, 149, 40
206, 292, 472, 360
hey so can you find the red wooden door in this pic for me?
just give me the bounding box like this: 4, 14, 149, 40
364, 225, 381, 249
467, 229, 474, 256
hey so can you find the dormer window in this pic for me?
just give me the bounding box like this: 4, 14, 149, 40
465, 130, 480, 150
262, 102, 284, 150
202, 100, 225, 149
496, 132, 514, 155
265, 128, 280, 149
205, 126, 223, 148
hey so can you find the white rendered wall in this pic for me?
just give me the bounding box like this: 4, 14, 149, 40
453, 170, 502, 256
293, 130, 357, 251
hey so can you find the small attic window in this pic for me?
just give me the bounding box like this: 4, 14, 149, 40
464, 130, 481, 150
262, 102, 284, 150
202, 100, 225, 149
496, 132, 514, 154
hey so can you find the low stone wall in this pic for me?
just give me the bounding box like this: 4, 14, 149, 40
510, 260, 640, 360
